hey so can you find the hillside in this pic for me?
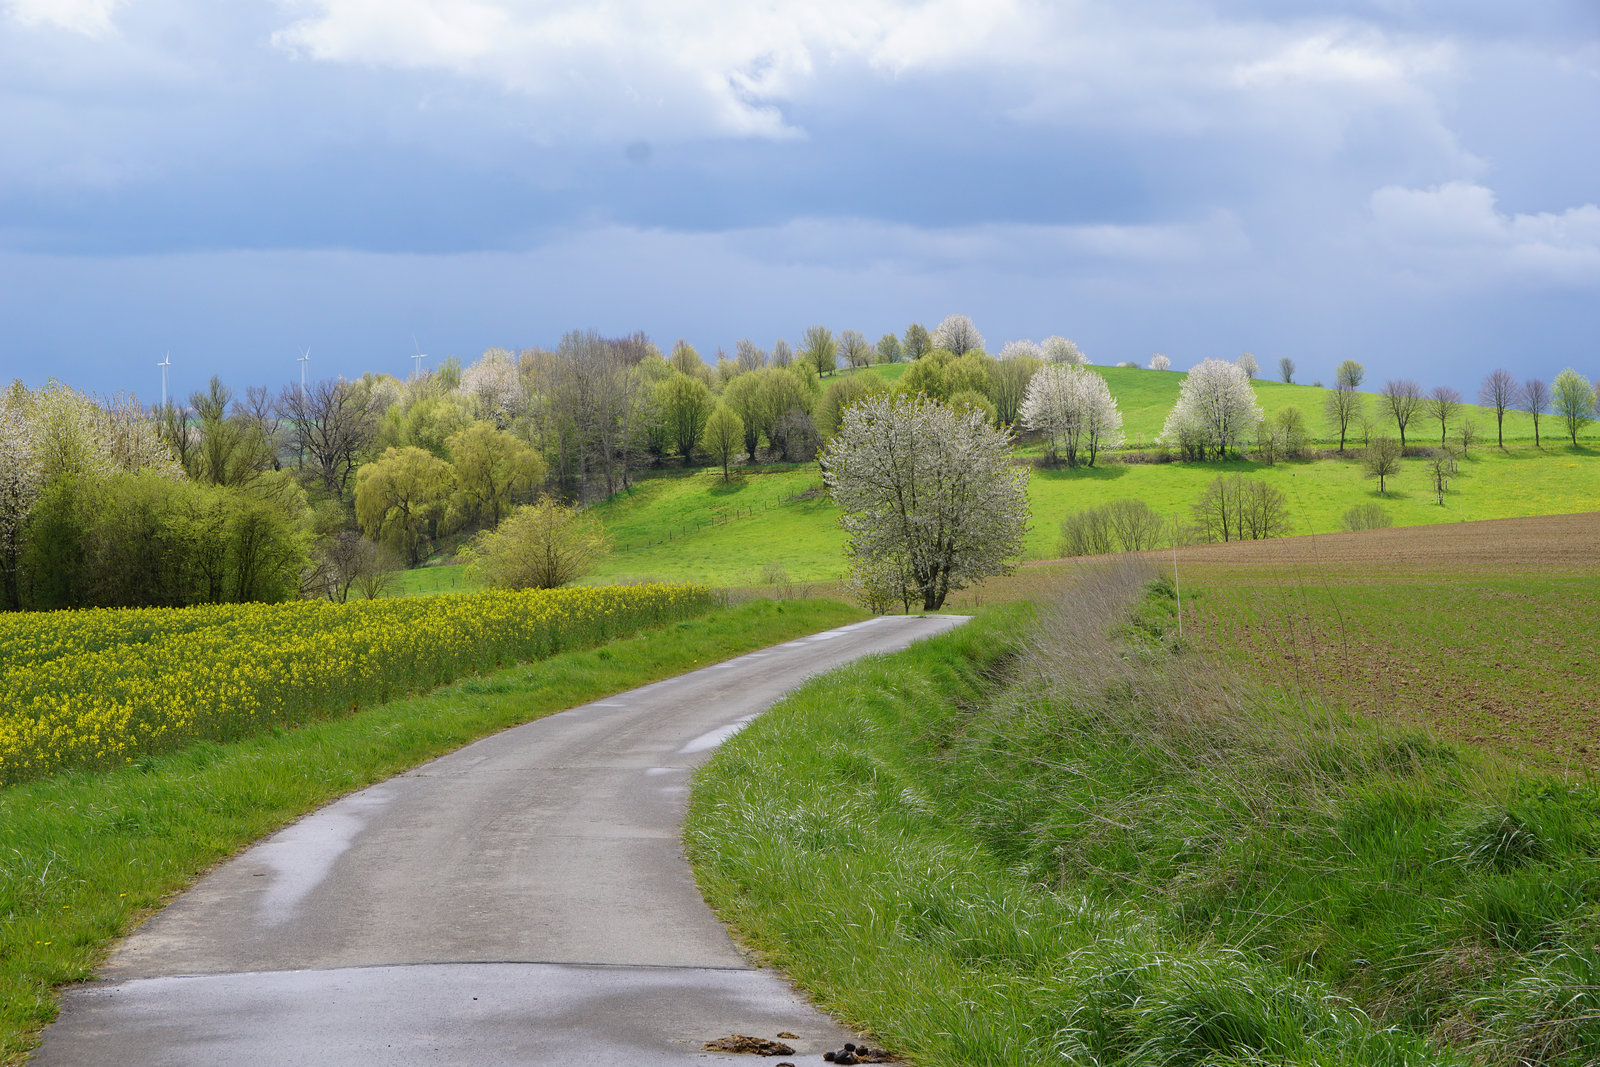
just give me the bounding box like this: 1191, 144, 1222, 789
395, 363, 1594, 594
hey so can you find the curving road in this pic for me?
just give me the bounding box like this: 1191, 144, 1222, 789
34, 613, 966, 1066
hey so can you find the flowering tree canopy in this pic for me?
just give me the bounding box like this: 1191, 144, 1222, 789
1041, 336, 1087, 365
931, 313, 985, 356
823, 393, 1028, 611
1020, 364, 1125, 468
1161, 358, 1262, 460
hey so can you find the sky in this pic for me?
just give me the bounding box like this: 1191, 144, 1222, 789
2, 0, 1598, 402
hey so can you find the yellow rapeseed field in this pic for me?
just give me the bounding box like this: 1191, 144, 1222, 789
0, 584, 714, 784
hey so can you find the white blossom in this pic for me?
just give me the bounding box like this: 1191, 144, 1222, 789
1161, 358, 1263, 459
931, 313, 985, 356
823, 393, 1028, 612
459, 347, 526, 426
998, 339, 1042, 361
1149, 353, 1171, 371
1020, 364, 1124, 467
1041, 336, 1087, 365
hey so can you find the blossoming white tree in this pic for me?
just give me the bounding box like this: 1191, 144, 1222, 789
1161, 358, 1262, 460
459, 347, 526, 427
998, 339, 1042, 361
1019, 364, 1125, 467
823, 393, 1028, 611
1149, 353, 1171, 371
1041, 336, 1088, 365
1235, 351, 1259, 378
0, 385, 41, 609
931, 313, 985, 356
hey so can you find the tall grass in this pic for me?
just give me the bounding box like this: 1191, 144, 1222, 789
689, 565, 1600, 1065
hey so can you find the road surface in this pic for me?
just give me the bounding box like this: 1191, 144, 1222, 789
34, 613, 966, 1065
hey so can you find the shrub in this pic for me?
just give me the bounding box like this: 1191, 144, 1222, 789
462, 498, 608, 590
1340, 503, 1392, 532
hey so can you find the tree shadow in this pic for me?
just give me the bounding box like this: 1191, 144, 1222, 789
706, 474, 751, 496
1032, 462, 1131, 483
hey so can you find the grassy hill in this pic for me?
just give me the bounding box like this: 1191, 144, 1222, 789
576, 442, 1596, 586
395, 364, 1594, 595
851, 361, 1551, 446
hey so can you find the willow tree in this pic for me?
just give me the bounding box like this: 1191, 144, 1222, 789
822, 393, 1028, 612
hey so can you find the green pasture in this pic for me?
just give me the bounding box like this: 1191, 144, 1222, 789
393, 441, 1596, 593
387, 364, 1594, 595
592, 444, 1598, 585
587, 466, 840, 586
1026, 443, 1600, 556
861, 361, 1554, 446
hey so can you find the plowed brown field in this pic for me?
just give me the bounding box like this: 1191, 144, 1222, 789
937, 514, 1600, 770
1171, 514, 1599, 771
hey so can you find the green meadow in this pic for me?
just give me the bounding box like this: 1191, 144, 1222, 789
392, 364, 1596, 594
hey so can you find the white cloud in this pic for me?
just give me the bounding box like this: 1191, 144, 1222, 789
1371, 181, 1600, 284
266, 1, 1461, 149
1231, 30, 1450, 89
2, 0, 123, 38
269, 0, 1020, 140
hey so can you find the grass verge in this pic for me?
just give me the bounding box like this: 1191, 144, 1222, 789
0, 597, 866, 1065
688, 569, 1600, 1066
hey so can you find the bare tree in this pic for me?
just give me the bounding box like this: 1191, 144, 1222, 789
235, 384, 285, 470
822, 393, 1028, 611
1427, 448, 1457, 505
839, 329, 873, 370
1323, 381, 1364, 454
1457, 418, 1479, 455
542, 330, 645, 498
771, 338, 794, 368
1551, 368, 1595, 445
735, 338, 767, 373
1520, 377, 1550, 448
1363, 436, 1403, 495
1279, 356, 1296, 384
1479, 369, 1516, 448
1380, 379, 1423, 448
1424, 385, 1462, 447
931, 314, 985, 356
1192, 474, 1288, 543
277, 377, 379, 496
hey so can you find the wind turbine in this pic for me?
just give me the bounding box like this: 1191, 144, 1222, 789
297, 347, 310, 398
412, 335, 427, 379
158, 352, 172, 407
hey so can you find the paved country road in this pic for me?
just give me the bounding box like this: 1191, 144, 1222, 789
35, 614, 967, 1066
